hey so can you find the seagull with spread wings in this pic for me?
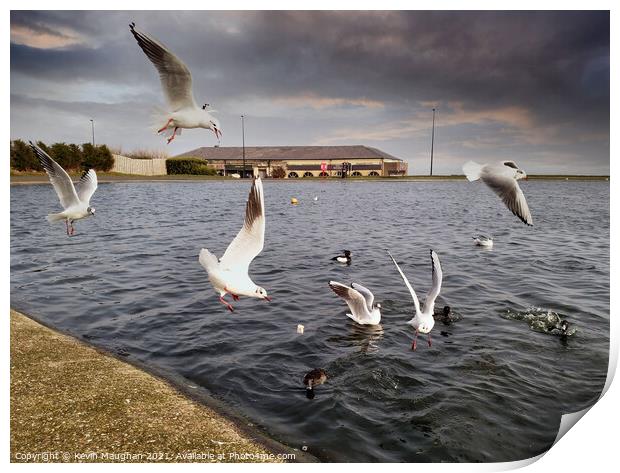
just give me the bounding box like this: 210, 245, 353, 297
129, 22, 221, 144
328, 281, 382, 325
463, 160, 533, 226
387, 250, 443, 350
29, 142, 97, 236
199, 178, 270, 312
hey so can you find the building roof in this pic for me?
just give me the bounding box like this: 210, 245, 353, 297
175, 145, 402, 162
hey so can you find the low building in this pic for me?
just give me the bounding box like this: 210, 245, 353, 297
175, 145, 408, 178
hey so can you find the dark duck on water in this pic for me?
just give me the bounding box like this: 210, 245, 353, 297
303, 368, 327, 399
331, 250, 351, 264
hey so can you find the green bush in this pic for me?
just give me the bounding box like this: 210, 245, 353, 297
166, 157, 217, 175
81, 143, 114, 171
50, 142, 83, 170
10, 139, 41, 171
10, 140, 114, 172
271, 166, 286, 178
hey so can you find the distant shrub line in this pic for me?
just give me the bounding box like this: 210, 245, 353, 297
10, 139, 114, 172
165, 157, 218, 175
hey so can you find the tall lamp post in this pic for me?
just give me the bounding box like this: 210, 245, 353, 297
241, 115, 246, 178
429, 108, 436, 176
90, 119, 95, 146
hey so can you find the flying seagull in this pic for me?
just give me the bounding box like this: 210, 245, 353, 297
29, 142, 97, 236
199, 177, 270, 312
328, 281, 381, 325
463, 160, 533, 225
129, 22, 221, 144
387, 250, 443, 350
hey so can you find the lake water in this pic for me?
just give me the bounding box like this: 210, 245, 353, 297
10, 179, 610, 462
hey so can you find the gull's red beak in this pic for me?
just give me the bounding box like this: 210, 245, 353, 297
264, 296, 272, 302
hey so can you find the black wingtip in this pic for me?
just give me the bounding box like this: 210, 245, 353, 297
129, 21, 136, 30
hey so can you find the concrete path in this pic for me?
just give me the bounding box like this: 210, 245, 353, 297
10, 310, 294, 463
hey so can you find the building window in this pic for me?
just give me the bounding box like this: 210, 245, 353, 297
369, 171, 380, 176
319, 171, 328, 177
288, 172, 299, 178
303, 172, 314, 178
352, 171, 362, 176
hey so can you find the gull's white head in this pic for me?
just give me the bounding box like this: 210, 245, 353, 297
255, 286, 271, 301
202, 112, 222, 141
503, 161, 527, 180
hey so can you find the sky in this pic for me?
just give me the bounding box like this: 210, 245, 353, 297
10, 10, 610, 175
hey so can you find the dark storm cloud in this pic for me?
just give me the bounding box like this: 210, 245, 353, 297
10, 10, 609, 174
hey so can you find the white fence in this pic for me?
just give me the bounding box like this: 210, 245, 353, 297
111, 155, 168, 176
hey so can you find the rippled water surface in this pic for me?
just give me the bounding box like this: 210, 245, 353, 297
10, 180, 609, 462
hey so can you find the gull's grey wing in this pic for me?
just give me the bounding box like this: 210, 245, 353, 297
219, 178, 265, 272
351, 282, 375, 311
76, 169, 98, 205
29, 142, 80, 210
386, 250, 421, 314
422, 250, 443, 314
481, 173, 533, 225
129, 23, 197, 111
329, 281, 372, 322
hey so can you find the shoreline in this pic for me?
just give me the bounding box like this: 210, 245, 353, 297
10, 308, 316, 463
10, 173, 610, 185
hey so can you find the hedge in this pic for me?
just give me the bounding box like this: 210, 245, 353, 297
10, 139, 114, 172
166, 157, 218, 175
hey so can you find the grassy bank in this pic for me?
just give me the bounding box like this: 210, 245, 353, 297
10, 309, 304, 463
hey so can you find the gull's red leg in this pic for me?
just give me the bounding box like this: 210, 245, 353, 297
219, 295, 234, 312
158, 118, 173, 133
411, 329, 419, 351
224, 287, 240, 301
65, 220, 69, 235
427, 333, 432, 347
167, 127, 179, 144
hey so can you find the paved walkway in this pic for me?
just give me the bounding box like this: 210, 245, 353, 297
10, 309, 293, 463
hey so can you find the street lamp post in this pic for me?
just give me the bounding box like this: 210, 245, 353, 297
429, 108, 436, 176
241, 115, 246, 178
90, 119, 95, 146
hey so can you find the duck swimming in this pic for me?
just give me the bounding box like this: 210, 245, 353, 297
433, 305, 463, 325
303, 368, 327, 399
331, 250, 351, 264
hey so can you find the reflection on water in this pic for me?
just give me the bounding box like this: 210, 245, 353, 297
327, 323, 384, 354
10, 180, 609, 462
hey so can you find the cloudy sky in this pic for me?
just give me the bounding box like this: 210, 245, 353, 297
10, 10, 609, 174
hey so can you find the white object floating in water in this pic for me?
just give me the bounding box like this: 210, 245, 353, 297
313, 196, 318, 201
473, 235, 493, 247
297, 324, 305, 334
